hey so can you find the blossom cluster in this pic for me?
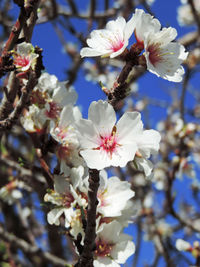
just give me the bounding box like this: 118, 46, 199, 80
15, 8, 191, 267
81, 9, 188, 82
19, 67, 160, 264
45, 169, 135, 266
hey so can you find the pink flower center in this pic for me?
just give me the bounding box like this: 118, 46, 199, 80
14, 55, 30, 68
111, 40, 124, 52
100, 135, 117, 152
45, 102, 60, 119
57, 127, 69, 141
147, 43, 162, 66
95, 239, 113, 257
62, 192, 74, 208
57, 145, 70, 160
97, 190, 108, 207
97, 126, 118, 157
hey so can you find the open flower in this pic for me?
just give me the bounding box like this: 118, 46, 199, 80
97, 170, 135, 217
76, 100, 161, 170
176, 239, 192, 251
133, 129, 161, 176
44, 166, 86, 229
80, 16, 135, 58
143, 27, 188, 82
81, 170, 135, 218
50, 105, 83, 175
13, 42, 38, 72
94, 221, 135, 267
21, 105, 46, 133
44, 83, 77, 120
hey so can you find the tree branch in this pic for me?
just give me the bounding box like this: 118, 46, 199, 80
0, 224, 70, 267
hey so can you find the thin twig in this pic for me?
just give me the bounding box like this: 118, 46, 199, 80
0, 224, 70, 266
180, 68, 191, 121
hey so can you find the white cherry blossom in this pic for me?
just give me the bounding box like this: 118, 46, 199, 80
44, 83, 77, 120
21, 105, 46, 133
80, 16, 135, 58
37, 72, 59, 93
13, 42, 38, 72
176, 239, 191, 251
94, 221, 135, 267
81, 170, 135, 218
143, 27, 188, 82
44, 167, 86, 229
50, 105, 83, 175
97, 170, 135, 217
76, 100, 161, 170
134, 129, 161, 176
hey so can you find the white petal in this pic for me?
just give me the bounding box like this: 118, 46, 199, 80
111, 240, 135, 263
99, 170, 108, 191
47, 208, 65, 225
88, 100, 116, 136
80, 47, 109, 58
76, 119, 99, 149
94, 258, 119, 267
134, 157, 153, 177
53, 83, 77, 107
124, 14, 136, 40
98, 177, 135, 217
110, 143, 137, 167
17, 42, 33, 55
116, 112, 143, 144
110, 41, 128, 58
134, 9, 161, 42
137, 129, 161, 158
59, 105, 75, 128
98, 221, 122, 243
80, 149, 110, 170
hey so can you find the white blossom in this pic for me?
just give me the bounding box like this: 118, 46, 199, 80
97, 170, 135, 217
44, 83, 77, 120
76, 100, 161, 170
94, 221, 135, 267
13, 42, 38, 72
143, 27, 188, 82
81, 170, 135, 218
134, 129, 161, 176
44, 167, 86, 229
37, 72, 59, 93
176, 239, 191, 251
0, 180, 25, 205
50, 105, 83, 175
21, 105, 46, 133
80, 16, 135, 58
